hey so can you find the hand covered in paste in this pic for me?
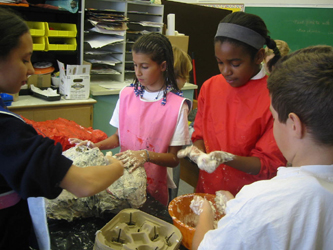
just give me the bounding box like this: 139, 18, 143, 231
190, 195, 215, 217
178, 146, 234, 173
177, 145, 204, 163
115, 150, 147, 173
196, 151, 235, 173
68, 138, 96, 148
105, 151, 123, 167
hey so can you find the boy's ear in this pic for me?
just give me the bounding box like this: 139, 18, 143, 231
288, 113, 304, 139
161, 61, 167, 71
255, 48, 265, 64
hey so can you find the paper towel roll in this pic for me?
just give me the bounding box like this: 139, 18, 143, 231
167, 13, 175, 36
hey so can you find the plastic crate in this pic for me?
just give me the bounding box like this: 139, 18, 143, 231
46, 22, 77, 37
46, 37, 77, 51
32, 36, 46, 51
26, 21, 46, 36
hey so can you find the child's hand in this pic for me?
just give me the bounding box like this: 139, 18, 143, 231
178, 146, 234, 173
177, 145, 204, 162
68, 138, 96, 148
115, 150, 147, 172
196, 151, 235, 173
105, 154, 123, 167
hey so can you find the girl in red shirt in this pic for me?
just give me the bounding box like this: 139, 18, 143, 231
178, 12, 287, 196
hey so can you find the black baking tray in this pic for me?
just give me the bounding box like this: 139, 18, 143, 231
32, 91, 61, 101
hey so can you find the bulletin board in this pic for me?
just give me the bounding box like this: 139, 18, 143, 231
245, 7, 333, 51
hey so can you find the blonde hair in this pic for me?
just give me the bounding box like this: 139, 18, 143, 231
173, 46, 192, 82
265, 40, 290, 58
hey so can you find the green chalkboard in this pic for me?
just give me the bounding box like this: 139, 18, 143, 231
245, 7, 333, 52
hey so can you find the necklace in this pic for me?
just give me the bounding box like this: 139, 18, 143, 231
145, 85, 165, 100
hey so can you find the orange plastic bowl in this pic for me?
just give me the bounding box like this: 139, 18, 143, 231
168, 193, 224, 250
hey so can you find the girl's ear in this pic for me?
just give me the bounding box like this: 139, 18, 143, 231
288, 112, 305, 139
255, 48, 265, 65
160, 61, 167, 72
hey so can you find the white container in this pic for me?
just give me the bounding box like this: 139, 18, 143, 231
51, 76, 60, 87
57, 60, 91, 100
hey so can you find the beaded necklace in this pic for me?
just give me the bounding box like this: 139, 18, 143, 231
145, 85, 165, 100
131, 82, 183, 106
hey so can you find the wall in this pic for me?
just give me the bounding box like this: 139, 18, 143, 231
163, 0, 231, 93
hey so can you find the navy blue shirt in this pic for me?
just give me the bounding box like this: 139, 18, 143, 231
0, 98, 72, 199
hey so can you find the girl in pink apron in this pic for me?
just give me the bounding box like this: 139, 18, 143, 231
75, 33, 192, 206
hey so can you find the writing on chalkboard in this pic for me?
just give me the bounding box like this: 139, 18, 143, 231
245, 7, 333, 51
292, 20, 330, 25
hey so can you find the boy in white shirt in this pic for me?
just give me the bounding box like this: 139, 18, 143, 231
193, 45, 333, 250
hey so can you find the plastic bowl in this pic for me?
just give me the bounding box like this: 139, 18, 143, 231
168, 193, 224, 250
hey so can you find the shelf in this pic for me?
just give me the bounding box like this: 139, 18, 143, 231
84, 0, 163, 83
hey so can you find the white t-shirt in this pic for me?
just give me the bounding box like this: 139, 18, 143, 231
199, 165, 333, 250
110, 87, 191, 189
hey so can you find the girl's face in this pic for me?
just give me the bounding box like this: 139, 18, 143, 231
132, 52, 166, 91
0, 32, 34, 94
215, 41, 263, 88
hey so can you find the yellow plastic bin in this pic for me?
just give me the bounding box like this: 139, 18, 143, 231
46, 37, 77, 51
32, 36, 46, 51
46, 22, 77, 37
26, 21, 46, 36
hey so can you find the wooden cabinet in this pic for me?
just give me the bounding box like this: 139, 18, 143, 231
8, 96, 96, 128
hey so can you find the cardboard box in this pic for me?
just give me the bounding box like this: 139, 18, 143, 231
57, 60, 91, 100
27, 74, 51, 88
167, 35, 189, 52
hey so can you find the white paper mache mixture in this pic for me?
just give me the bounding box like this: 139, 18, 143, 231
45, 146, 147, 221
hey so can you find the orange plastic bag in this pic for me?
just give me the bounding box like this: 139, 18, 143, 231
23, 117, 108, 151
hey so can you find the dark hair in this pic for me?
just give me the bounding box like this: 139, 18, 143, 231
215, 12, 280, 65
268, 45, 333, 146
0, 8, 29, 60
131, 33, 179, 103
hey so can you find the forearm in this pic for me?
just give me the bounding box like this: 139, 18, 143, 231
225, 155, 261, 175
60, 162, 124, 197
192, 207, 215, 250
95, 132, 120, 150
193, 140, 206, 153
147, 145, 182, 168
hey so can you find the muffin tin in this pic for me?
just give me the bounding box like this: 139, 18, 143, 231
94, 208, 182, 250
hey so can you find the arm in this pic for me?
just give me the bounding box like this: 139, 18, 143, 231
224, 155, 261, 175
193, 139, 206, 153
178, 145, 261, 175
116, 145, 182, 171
192, 199, 215, 250
94, 130, 120, 150
148, 145, 182, 168
59, 155, 124, 197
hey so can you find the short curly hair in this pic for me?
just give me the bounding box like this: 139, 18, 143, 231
268, 45, 333, 146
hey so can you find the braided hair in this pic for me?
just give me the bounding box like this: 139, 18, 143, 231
215, 12, 281, 69
131, 32, 181, 105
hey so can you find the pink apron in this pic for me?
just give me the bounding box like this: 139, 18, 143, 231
119, 87, 185, 205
